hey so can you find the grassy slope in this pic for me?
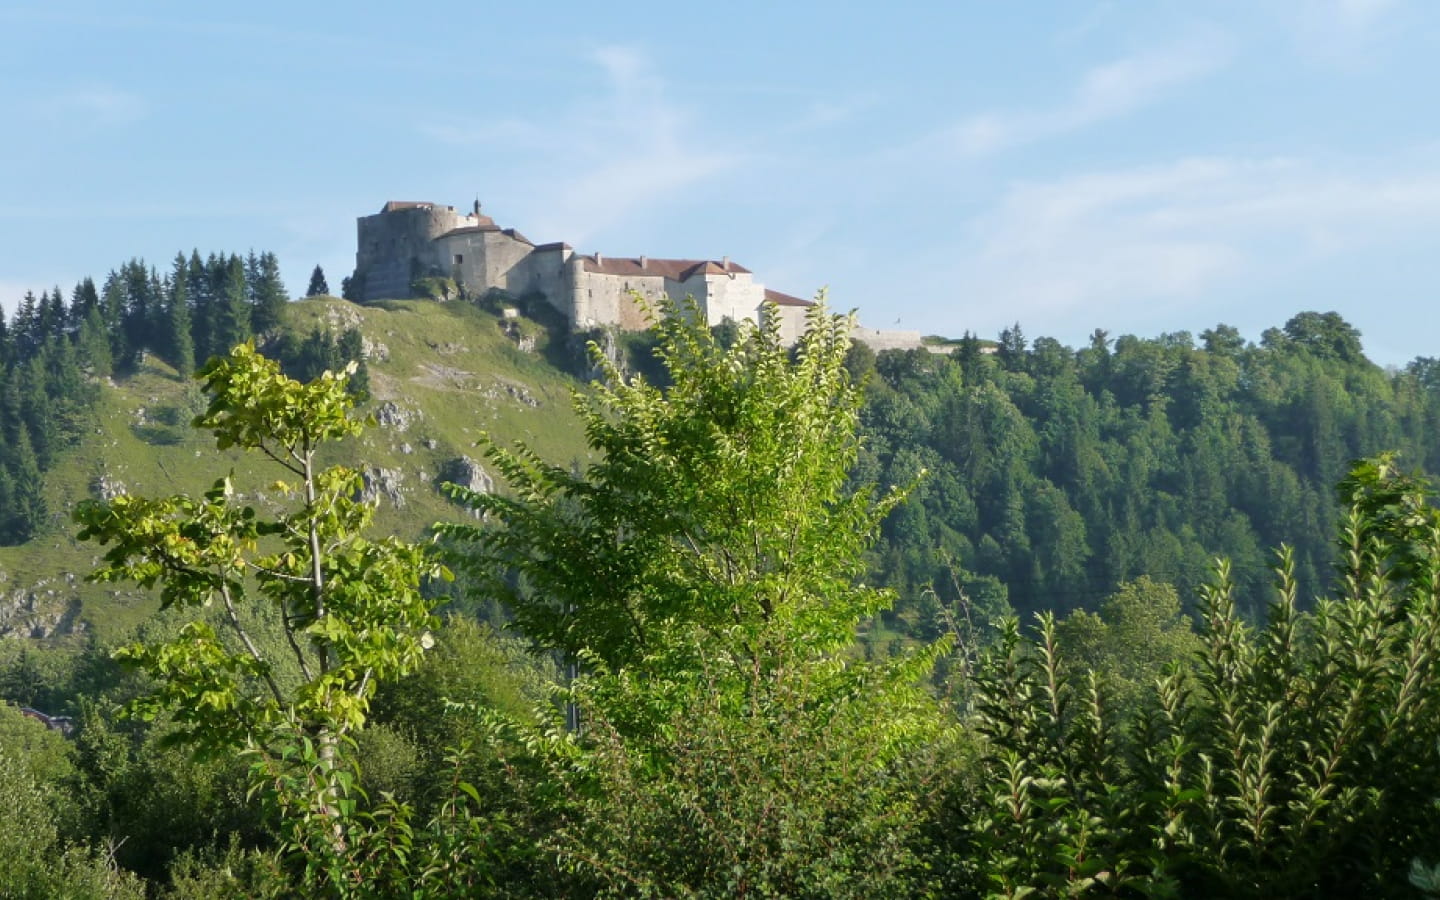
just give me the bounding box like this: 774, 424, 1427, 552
0, 296, 589, 643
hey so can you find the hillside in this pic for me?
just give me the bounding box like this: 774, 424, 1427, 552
0, 296, 590, 641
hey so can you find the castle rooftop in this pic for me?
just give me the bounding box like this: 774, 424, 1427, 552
582, 256, 752, 280
764, 288, 813, 308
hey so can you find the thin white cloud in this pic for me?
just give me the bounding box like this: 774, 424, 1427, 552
939, 154, 1440, 335
31, 85, 147, 128
419, 44, 743, 245
941, 35, 1230, 157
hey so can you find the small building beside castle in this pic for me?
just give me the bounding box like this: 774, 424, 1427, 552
351, 200, 923, 349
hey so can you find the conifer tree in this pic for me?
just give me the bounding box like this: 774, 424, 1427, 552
76, 307, 112, 377
120, 259, 156, 363
212, 255, 252, 353
187, 251, 213, 363
6, 427, 46, 543
100, 271, 129, 368
165, 255, 195, 378
307, 265, 330, 298
13, 292, 38, 358
250, 251, 288, 333
69, 277, 100, 331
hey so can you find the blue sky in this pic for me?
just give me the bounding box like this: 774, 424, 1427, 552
2, 0, 1438, 364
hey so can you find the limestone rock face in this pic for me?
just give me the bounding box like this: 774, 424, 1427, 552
437, 456, 493, 518
440, 456, 494, 495
360, 467, 406, 508
0, 574, 84, 639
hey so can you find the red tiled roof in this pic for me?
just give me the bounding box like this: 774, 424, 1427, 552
502, 228, 532, 245
764, 288, 814, 308
581, 256, 752, 279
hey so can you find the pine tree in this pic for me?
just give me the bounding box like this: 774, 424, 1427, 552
121, 259, 156, 363
13, 292, 38, 359
19, 355, 58, 469
75, 306, 112, 377
69, 277, 100, 331
251, 251, 288, 333
165, 255, 195, 378
100, 271, 130, 368
187, 250, 213, 363
6, 427, 46, 543
306, 265, 330, 298
211, 255, 251, 353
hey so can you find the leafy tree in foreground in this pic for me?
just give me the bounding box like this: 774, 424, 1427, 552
941, 452, 1440, 898
74, 343, 446, 893
443, 298, 951, 896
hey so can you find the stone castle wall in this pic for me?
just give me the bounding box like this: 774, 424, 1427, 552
352, 200, 926, 350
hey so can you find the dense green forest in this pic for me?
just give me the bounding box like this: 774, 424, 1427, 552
6, 265, 1440, 895
855, 314, 1440, 639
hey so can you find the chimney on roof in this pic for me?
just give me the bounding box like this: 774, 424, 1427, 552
639, 255, 647, 269
594, 252, 603, 265
721, 255, 730, 269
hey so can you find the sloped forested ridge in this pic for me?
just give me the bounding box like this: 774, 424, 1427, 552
856, 312, 1440, 635
0, 253, 366, 548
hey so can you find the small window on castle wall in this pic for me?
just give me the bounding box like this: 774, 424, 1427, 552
454, 254, 463, 266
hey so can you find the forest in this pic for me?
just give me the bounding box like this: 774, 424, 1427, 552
4, 260, 1440, 895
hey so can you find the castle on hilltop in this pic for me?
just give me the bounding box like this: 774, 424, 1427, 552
350, 200, 924, 349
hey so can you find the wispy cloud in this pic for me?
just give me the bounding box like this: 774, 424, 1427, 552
936, 153, 1440, 337
419, 45, 741, 244
940, 35, 1230, 157
31, 85, 147, 128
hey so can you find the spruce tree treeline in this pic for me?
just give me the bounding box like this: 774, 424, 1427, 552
858, 312, 1440, 632
0, 250, 288, 545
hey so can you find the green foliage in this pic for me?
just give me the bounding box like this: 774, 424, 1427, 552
862, 310, 1440, 630
74, 342, 446, 894
1055, 576, 1201, 713
0, 750, 147, 899
444, 297, 950, 895
941, 453, 1440, 897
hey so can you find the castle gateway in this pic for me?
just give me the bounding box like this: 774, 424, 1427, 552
351, 200, 817, 344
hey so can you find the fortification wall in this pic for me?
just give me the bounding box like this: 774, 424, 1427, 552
689, 273, 765, 327
577, 271, 662, 330
849, 326, 926, 352
356, 205, 463, 301
768, 305, 811, 346
481, 232, 533, 293
514, 246, 572, 308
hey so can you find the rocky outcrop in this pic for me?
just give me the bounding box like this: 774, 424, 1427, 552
359, 467, 406, 508
91, 473, 128, 500
376, 401, 419, 432
0, 574, 85, 640
436, 456, 493, 518
439, 456, 494, 495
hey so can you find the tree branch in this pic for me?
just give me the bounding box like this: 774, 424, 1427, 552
219, 582, 286, 705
